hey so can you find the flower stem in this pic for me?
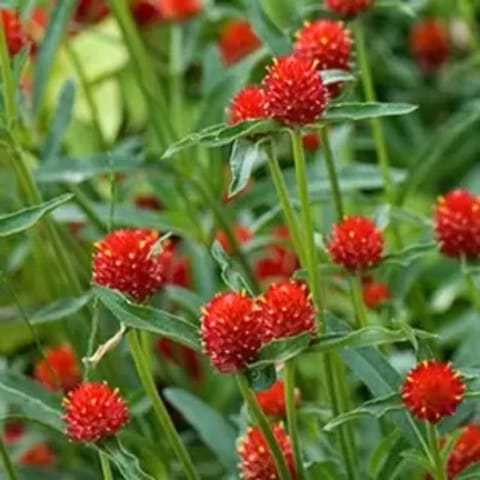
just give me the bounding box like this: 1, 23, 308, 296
236, 374, 292, 480
427, 423, 446, 480
284, 360, 305, 479
169, 24, 184, 137
461, 256, 480, 312
0, 436, 19, 480
99, 452, 113, 480
350, 273, 368, 328
127, 330, 199, 480
320, 127, 344, 221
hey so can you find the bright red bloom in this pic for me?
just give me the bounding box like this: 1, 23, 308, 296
201, 292, 266, 373
135, 194, 164, 211
93, 229, 169, 301
157, 338, 203, 383
159, 0, 202, 21
216, 224, 253, 255
3, 420, 24, 445
263, 55, 329, 126
34, 344, 81, 393
220, 20, 261, 66
401, 360, 465, 423
256, 380, 301, 418
19, 444, 55, 468
434, 189, 480, 259
446, 424, 480, 479
1, 10, 30, 56
131, 0, 163, 26
259, 279, 317, 342
74, 0, 110, 24
238, 424, 297, 480
63, 382, 129, 443
362, 281, 391, 309
295, 20, 352, 97
411, 20, 450, 73
302, 132, 321, 152
229, 86, 268, 125
162, 245, 192, 289
328, 216, 384, 271
326, 0, 373, 17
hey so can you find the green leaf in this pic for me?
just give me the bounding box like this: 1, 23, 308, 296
374, 0, 416, 17
457, 463, 480, 479
400, 449, 431, 471
228, 139, 261, 198
0, 194, 73, 237
163, 286, 203, 320
324, 393, 403, 431
321, 69, 356, 86
322, 102, 418, 123
94, 285, 201, 351
30, 293, 92, 325
163, 388, 238, 471
249, 333, 312, 368
245, 364, 277, 392
381, 242, 437, 268
33, 0, 76, 114
211, 240, 251, 293
306, 461, 346, 480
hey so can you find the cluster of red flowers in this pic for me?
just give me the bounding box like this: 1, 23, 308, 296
256, 380, 301, 418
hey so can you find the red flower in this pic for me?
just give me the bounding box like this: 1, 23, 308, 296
229, 86, 268, 125
161, 245, 192, 289
446, 424, 480, 479
325, 0, 373, 17
135, 194, 164, 211
1, 9, 30, 56
401, 360, 465, 423
201, 292, 266, 373
238, 424, 297, 480
3, 420, 24, 445
258, 280, 317, 342
362, 280, 391, 309
74, 0, 110, 24
131, 0, 163, 26
157, 338, 203, 383
34, 344, 81, 393
215, 224, 253, 255
295, 20, 352, 97
328, 216, 384, 271
411, 20, 450, 73
159, 0, 202, 21
93, 229, 169, 302
302, 132, 321, 152
256, 380, 301, 418
219, 20, 261, 66
263, 55, 329, 126
434, 189, 480, 259
19, 444, 55, 468
63, 382, 129, 443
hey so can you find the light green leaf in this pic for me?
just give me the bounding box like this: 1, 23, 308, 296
30, 293, 92, 325
211, 240, 251, 293
321, 69, 356, 86
322, 102, 418, 123
228, 139, 261, 198
381, 242, 437, 268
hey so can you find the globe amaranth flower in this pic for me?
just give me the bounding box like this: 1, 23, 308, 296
445, 424, 480, 479
295, 20, 352, 97
238, 424, 297, 480
201, 292, 267, 374
263, 55, 329, 127
362, 280, 391, 309
401, 360, 465, 423
220, 20, 261, 66
228, 86, 268, 125
74, 0, 110, 24
302, 132, 321, 152
130, 0, 163, 26
19, 444, 56, 468
434, 189, 480, 259
326, 0, 373, 17
63, 382, 129, 443
93, 229, 169, 302
34, 344, 81, 393
215, 224, 253, 255
411, 20, 450, 73
328, 216, 384, 271
256, 380, 301, 418
1, 9, 30, 56
159, 0, 202, 21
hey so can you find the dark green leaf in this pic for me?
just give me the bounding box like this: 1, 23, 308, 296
228, 139, 261, 198
457, 463, 480, 479
30, 293, 92, 325
322, 102, 418, 123
245, 364, 277, 391
163, 286, 203, 320
211, 240, 251, 293
306, 461, 346, 480
0, 194, 73, 237
381, 242, 437, 268
400, 450, 431, 471
374, 0, 415, 16
94, 285, 201, 351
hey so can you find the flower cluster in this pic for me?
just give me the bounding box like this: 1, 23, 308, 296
411, 20, 450, 73
1, 9, 30, 56
256, 380, 301, 418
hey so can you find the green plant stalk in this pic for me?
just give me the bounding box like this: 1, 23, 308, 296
461, 257, 480, 312
169, 24, 184, 137
350, 273, 368, 328
284, 360, 305, 479
0, 436, 19, 480
236, 374, 292, 480
427, 423, 446, 480
320, 128, 344, 221
99, 452, 114, 480
0, 24, 16, 130
127, 330, 200, 480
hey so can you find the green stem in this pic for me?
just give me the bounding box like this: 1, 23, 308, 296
0, 23, 16, 131
99, 452, 113, 480
127, 330, 199, 480
0, 436, 19, 480
427, 423, 446, 480
320, 127, 344, 221
461, 257, 480, 311
284, 361, 305, 479
350, 273, 368, 328
67, 184, 108, 232
236, 374, 292, 480
169, 24, 184, 137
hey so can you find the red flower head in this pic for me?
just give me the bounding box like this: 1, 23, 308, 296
256, 380, 301, 418
93, 229, 169, 302
3, 420, 24, 445
215, 224, 253, 255
159, 0, 202, 21
135, 194, 164, 211
362, 280, 391, 309
263, 55, 329, 127
160, 243, 192, 289
446, 424, 480, 479
302, 132, 321, 152
295, 20, 352, 97
258, 279, 317, 342
228, 86, 268, 125
1, 9, 30, 56
328, 216, 384, 271
411, 20, 450, 73
131, 0, 163, 26
74, 0, 110, 24
201, 292, 266, 374
238, 424, 297, 480
401, 360, 465, 423
220, 20, 261, 66
34, 344, 81, 393
434, 189, 480, 259
19, 444, 56, 468
63, 382, 129, 443
325, 0, 373, 17
157, 338, 203, 384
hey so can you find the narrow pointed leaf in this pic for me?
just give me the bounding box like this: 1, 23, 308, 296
322, 102, 418, 123
228, 139, 261, 197
30, 292, 92, 325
